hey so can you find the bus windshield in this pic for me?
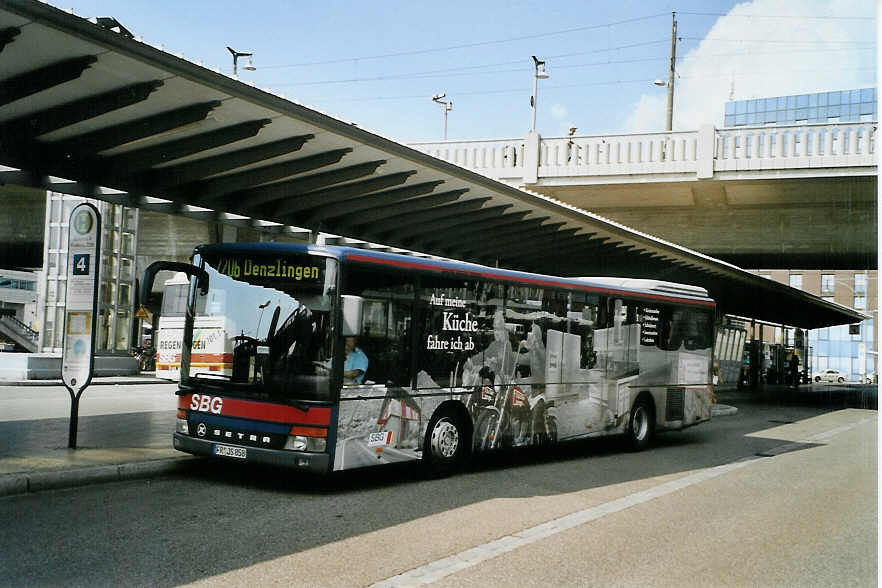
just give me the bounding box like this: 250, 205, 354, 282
182, 250, 337, 402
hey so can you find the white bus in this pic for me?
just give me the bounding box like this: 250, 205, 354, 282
151, 243, 716, 474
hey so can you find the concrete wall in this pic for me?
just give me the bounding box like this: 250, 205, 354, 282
0, 186, 45, 269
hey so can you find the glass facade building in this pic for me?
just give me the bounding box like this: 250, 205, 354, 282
38, 192, 139, 354
724, 88, 876, 127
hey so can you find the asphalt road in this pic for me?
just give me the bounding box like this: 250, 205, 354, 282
0, 398, 876, 587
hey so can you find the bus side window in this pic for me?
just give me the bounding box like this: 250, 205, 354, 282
343, 268, 415, 387
569, 292, 599, 369
506, 285, 545, 378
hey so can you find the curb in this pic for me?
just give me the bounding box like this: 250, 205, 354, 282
0, 378, 176, 387
712, 404, 738, 417
0, 456, 199, 498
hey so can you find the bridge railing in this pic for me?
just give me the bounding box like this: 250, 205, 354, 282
536, 130, 700, 178
411, 137, 527, 180
714, 122, 875, 172
410, 122, 875, 184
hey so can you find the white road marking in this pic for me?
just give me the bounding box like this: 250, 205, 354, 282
371, 416, 872, 587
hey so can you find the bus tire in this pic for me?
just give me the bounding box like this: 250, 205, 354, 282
424, 408, 467, 476
628, 396, 654, 451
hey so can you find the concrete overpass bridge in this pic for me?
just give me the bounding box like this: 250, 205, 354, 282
412, 122, 877, 269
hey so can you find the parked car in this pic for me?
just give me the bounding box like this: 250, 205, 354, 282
814, 369, 847, 383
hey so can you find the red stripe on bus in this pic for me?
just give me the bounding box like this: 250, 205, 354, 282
290, 425, 328, 437
178, 394, 331, 426
345, 253, 716, 308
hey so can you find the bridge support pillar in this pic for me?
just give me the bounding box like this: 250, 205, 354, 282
523, 131, 540, 184
697, 124, 715, 179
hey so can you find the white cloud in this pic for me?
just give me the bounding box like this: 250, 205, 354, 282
624, 0, 876, 132
551, 103, 568, 119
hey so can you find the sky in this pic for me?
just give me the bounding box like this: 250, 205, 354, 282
55, 0, 876, 142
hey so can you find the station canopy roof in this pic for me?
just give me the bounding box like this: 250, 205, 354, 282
0, 0, 866, 329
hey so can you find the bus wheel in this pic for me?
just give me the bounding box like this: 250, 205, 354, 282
628, 398, 654, 451
425, 409, 466, 475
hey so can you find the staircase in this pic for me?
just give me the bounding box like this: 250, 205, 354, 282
0, 315, 39, 352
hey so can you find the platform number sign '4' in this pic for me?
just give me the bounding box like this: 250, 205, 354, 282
72, 254, 90, 276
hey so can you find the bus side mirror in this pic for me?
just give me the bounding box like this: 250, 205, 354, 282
137, 260, 209, 314
341, 295, 364, 337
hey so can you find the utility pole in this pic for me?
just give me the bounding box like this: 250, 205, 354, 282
665, 12, 677, 131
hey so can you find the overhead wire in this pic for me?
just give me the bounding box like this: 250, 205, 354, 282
682, 36, 875, 45
266, 40, 671, 87
258, 13, 670, 69
678, 11, 875, 20
259, 9, 875, 106
264, 43, 874, 88
313, 63, 876, 104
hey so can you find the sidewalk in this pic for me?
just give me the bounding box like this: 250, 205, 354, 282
0, 375, 195, 497
0, 376, 748, 498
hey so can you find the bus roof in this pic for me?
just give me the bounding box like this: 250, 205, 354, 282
195, 242, 715, 308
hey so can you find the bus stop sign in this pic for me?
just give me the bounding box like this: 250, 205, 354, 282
61, 203, 101, 447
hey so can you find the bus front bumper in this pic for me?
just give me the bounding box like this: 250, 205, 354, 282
174, 433, 330, 474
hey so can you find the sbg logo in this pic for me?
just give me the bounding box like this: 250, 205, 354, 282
190, 394, 223, 414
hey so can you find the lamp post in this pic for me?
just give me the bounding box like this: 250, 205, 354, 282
431, 93, 453, 140
256, 300, 271, 335
530, 56, 549, 133
227, 46, 256, 76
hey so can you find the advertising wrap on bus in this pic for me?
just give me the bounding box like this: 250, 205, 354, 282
162, 243, 716, 475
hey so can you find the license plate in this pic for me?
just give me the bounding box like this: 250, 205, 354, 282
214, 444, 247, 459
368, 431, 392, 447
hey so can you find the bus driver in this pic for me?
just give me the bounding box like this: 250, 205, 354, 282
343, 336, 369, 385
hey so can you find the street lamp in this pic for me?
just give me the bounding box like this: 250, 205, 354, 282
256, 300, 271, 335
530, 56, 549, 133
227, 46, 256, 76
431, 93, 453, 140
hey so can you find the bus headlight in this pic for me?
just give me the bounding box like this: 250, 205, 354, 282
176, 418, 189, 435
284, 435, 327, 452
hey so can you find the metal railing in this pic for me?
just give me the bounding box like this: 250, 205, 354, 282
0, 314, 38, 342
